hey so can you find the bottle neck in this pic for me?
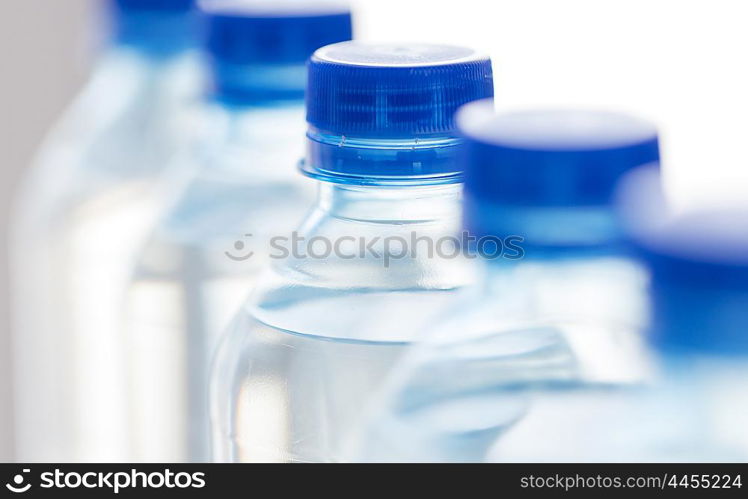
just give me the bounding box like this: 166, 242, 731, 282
302, 129, 464, 186
315, 182, 462, 224
208, 63, 307, 107
110, 8, 196, 58
465, 194, 627, 260
474, 236, 645, 328
195, 100, 307, 180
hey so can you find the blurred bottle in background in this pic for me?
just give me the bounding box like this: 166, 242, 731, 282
347, 105, 662, 462
9, 0, 201, 462
488, 170, 748, 462
210, 42, 494, 462
124, 1, 353, 463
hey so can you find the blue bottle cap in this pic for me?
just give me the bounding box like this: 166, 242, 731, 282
201, 1, 353, 104
459, 102, 660, 250
634, 210, 748, 356
303, 42, 494, 184
619, 167, 748, 355
109, 0, 197, 56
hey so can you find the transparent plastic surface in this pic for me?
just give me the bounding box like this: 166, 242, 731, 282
211, 182, 474, 462
352, 344, 747, 462
488, 356, 748, 462
9, 47, 201, 462
124, 103, 311, 462
347, 254, 655, 462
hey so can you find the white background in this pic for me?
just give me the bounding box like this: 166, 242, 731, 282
1, 0, 747, 460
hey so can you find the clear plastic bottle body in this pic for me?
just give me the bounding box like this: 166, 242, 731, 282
124, 102, 311, 462
486, 354, 748, 462
9, 46, 201, 462
211, 181, 474, 462
344, 107, 664, 462
347, 249, 653, 462
352, 343, 748, 463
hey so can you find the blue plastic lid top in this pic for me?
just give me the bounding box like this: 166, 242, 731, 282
307, 43, 493, 138
303, 42, 494, 184
201, 1, 352, 104
458, 102, 660, 249
459, 102, 661, 206
619, 169, 748, 355
109, 0, 197, 56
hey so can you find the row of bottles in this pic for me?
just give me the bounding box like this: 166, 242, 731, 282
9, 0, 747, 463
11, 0, 203, 462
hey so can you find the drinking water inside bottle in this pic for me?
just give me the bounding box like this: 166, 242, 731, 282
213, 287, 464, 462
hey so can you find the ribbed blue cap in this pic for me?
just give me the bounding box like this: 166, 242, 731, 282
617, 167, 748, 356
109, 0, 197, 56
303, 42, 494, 184
637, 216, 748, 356
201, 1, 353, 105
459, 103, 661, 250
307, 43, 494, 138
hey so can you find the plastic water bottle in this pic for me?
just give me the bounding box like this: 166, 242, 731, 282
619, 202, 748, 461
490, 171, 748, 462
9, 0, 201, 462
347, 105, 662, 462
210, 42, 494, 462
123, 2, 353, 463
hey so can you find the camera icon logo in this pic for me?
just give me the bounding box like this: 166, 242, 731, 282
225, 233, 255, 261
5, 469, 31, 493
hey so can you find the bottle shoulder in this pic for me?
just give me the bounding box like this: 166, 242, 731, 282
222, 210, 473, 343
145, 171, 312, 243
21, 50, 202, 192
488, 367, 748, 462
13, 50, 203, 233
